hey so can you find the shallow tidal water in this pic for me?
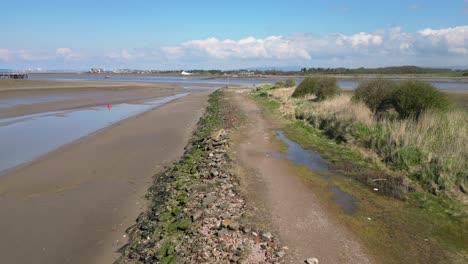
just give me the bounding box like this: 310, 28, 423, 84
270, 130, 357, 215
0, 91, 111, 109
30, 74, 468, 91
0, 93, 189, 174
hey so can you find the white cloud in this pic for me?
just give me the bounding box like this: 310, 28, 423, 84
336, 32, 383, 47
107, 49, 146, 60
17, 50, 36, 61
159, 25, 468, 65
160, 46, 183, 58
417, 26, 468, 54
56, 47, 73, 56
55, 48, 82, 60
2, 25, 468, 69
0, 49, 11, 61
167, 36, 312, 60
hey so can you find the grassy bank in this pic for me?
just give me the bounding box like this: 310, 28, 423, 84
261, 85, 467, 199
252, 87, 467, 263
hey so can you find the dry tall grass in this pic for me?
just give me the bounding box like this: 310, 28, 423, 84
266, 88, 468, 197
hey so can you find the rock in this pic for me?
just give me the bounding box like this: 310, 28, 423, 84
276, 251, 285, 258
129, 251, 139, 259
241, 226, 251, 234
202, 196, 217, 208
262, 232, 272, 240
210, 128, 227, 141
217, 229, 228, 237
222, 219, 240, 230
231, 255, 240, 262
305, 257, 319, 264
192, 210, 203, 221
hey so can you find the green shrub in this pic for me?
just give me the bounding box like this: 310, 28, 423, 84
273, 81, 285, 89
255, 84, 274, 91
352, 79, 398, 113
292, 77, 341, 101
285, 77, 296, 87
462, 72, 468, 76
390, 145, 426, 171
292, 77, 316, 98
391, 80, 449, 119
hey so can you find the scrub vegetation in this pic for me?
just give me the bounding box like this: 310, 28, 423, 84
259, 78, 467, 199
252, 83, 467, 263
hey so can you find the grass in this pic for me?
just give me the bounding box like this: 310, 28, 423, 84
445, 91, 468, 111
266, 86, 468, 199
252, 91, 468, 263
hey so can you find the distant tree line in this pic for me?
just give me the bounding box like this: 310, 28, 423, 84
108, 66, 467, 76
184, 66, 465, 76
298, 66, 461, 75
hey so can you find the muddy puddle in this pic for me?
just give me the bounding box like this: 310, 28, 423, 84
270, 130, 357, 215
0, 93, 189, 174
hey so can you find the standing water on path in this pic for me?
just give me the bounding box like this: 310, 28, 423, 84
270, 130, 357, 215
0, 93, 190, 174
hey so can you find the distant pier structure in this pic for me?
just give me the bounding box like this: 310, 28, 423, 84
0, 73, 29, 79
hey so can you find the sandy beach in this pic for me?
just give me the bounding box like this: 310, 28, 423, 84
0, 79, 182, 118
0, 80, 211, 263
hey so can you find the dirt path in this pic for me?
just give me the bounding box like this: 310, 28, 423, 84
0, 91, 210, 264
229, 90, 372, 263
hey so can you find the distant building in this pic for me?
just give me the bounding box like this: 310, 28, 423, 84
181, 71, 193, 76
90, 68, 105, 73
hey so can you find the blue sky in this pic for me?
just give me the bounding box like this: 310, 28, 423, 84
1, 0, 467, 70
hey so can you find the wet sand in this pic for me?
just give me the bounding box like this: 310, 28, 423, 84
0, 79, 182, 118
0, 80, 212, 263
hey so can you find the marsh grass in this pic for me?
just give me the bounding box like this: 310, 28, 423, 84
252, 91, 468, 263
267, 88, 468, 200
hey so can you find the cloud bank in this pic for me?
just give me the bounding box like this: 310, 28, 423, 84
1, 26, 467, 69
161, 26, 468, 60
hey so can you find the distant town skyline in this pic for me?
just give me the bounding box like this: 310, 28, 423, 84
1, 0, 468, 70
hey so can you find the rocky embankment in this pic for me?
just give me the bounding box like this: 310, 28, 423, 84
116, 91, 284, 263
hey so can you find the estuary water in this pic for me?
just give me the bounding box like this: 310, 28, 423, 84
30, 74, 468, 90
0, 93, 189, 174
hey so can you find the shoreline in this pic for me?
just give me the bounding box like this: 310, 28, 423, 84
0, 93, 190, 176
0, 79, 183, 118
0, 91, 212, 263
28, 72, 468, 83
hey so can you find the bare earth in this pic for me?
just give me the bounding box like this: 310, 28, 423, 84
0, 79, 182, 118
0, 89, 211, 263
229, 90, 373, 263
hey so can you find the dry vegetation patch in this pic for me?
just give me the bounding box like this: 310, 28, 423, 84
260, 83, 467, 201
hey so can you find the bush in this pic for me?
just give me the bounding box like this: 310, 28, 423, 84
462, 72, 468, 76
273, 82, 285, 89
352, 79, 398, 113
255, 84, 274, 91
292, 77, 341, 101
285, 78, 296, 87
391, 80, 449, 119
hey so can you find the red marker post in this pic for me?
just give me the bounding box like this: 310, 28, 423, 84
107, 103, 112, 111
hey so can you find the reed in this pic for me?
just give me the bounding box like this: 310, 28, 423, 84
267, 88, 467, 199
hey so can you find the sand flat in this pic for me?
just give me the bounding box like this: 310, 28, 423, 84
0, 84, 211, 263
0, 79, 182, 118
